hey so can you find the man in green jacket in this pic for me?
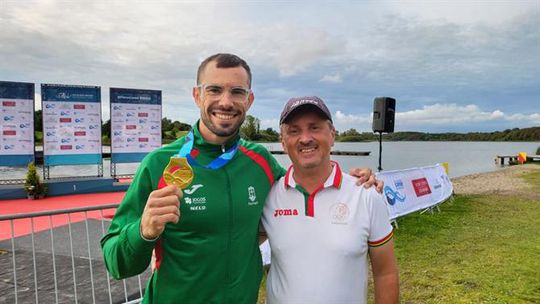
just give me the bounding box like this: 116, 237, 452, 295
101, 53, 379, 303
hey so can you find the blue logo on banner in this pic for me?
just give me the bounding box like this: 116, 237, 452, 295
4, 145, 15, 150
113, 105, 122, 110
45, 104, 55, 109
60, 111, 70, 116
75, 118, 84, 123
113, 131, 122, 136
151, 125, 159, 130
4, 116, 14, 121
127, 112, 135, 117
394, 179, 404, 189
384, 186, 406, 206
89, 124, 99, 129
19, 123, 31, 128
61, 138, 71, 143
76, 145, 85, 150
127, 137, 135, 142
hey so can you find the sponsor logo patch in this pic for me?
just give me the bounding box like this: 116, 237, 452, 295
273, 209, 299, 217
411, 178, 432, 197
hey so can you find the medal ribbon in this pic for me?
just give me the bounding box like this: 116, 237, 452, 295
176, 131, 238, 170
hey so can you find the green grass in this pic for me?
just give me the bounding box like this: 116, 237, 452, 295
258, 170, 540, 303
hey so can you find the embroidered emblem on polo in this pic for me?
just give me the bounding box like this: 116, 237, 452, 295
247, 186, 259, 205
184, 184, 203, 195
330, 203, 350, 224
273, 209, 299, 217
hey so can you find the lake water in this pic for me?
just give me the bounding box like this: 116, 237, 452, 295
1, 141, 539, 180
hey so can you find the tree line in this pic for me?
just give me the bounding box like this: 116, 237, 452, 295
32, 111, 539, 143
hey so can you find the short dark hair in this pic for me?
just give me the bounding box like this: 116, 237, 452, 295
197, 53, 252, 88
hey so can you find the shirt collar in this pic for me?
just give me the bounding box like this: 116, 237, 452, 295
284, 161, 343, 190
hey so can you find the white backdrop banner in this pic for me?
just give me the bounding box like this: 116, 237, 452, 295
110, 88, 162, 163
375, 164, 453, 219
41, 84, 102, 166
0, 81, 35, 166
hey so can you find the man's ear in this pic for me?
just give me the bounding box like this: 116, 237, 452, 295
330, 124, 336, 147
245, 91, 255, 111
192, 86, 202, 108
280, 132, 288, 153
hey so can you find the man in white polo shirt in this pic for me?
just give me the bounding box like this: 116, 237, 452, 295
261, 96, 399, 304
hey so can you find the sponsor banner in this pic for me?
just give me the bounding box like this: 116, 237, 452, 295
41, 84, 102, 166
375, 164, 453, 219
110, 88, 162, 163
0, 81, 35, 165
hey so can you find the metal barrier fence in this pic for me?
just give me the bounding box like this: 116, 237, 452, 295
0, 204, 150, 304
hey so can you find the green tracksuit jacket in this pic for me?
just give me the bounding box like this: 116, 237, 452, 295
101, 122, 285, 303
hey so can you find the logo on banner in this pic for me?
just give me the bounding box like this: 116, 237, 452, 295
56, 92, 69, 99
411, 178, 432, 197
384, 186, 406, 206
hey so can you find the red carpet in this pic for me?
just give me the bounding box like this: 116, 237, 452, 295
0, 192, 126, 241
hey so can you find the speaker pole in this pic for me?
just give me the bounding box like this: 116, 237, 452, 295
377, 131, 383, 172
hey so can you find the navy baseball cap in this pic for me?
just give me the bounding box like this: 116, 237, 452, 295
279, 96, 332, 125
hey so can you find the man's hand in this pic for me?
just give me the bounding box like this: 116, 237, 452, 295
141, 185, 182, 240
349, 167, 384, 193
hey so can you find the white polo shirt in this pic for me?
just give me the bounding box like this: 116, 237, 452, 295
262, 162, 393, 304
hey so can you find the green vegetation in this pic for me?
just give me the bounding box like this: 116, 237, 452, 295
335, 127, 540, 142
24, 162, 47, 199
257, 169, 540, 303
240, 115, 279, 142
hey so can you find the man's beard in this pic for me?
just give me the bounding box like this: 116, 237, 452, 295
200, 111, 245, 138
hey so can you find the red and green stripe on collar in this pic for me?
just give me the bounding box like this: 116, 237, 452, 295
284, 161, 343, 217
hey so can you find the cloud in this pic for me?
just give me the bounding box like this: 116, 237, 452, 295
398, 103, 540, 125
319, 73, 342, 83
328, 104, 540, 133
0, 1, 538, 132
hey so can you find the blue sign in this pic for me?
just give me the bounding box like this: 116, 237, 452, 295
110, 88, 161, 105
41, 84, 100, 103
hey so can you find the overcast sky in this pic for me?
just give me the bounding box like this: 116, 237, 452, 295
1, 0, 539, 133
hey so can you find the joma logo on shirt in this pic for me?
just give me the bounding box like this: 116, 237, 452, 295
273, 209, 299, 217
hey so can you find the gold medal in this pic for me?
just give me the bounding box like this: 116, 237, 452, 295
163, 157, 194, 189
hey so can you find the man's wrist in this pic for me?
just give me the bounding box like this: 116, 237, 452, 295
139, 223, 159, 242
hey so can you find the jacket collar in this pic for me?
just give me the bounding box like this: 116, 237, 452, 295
191, 120, 241, 153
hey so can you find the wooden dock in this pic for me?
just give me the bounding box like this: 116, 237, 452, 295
526, 155, 540, 162
495, 155, 518, 165
495, 154, 540, 165
269, 150, 370, 156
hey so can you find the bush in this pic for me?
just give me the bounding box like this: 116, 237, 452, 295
24, 162, 47, 199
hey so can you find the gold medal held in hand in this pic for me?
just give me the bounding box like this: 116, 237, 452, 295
163, 157, 194, 189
